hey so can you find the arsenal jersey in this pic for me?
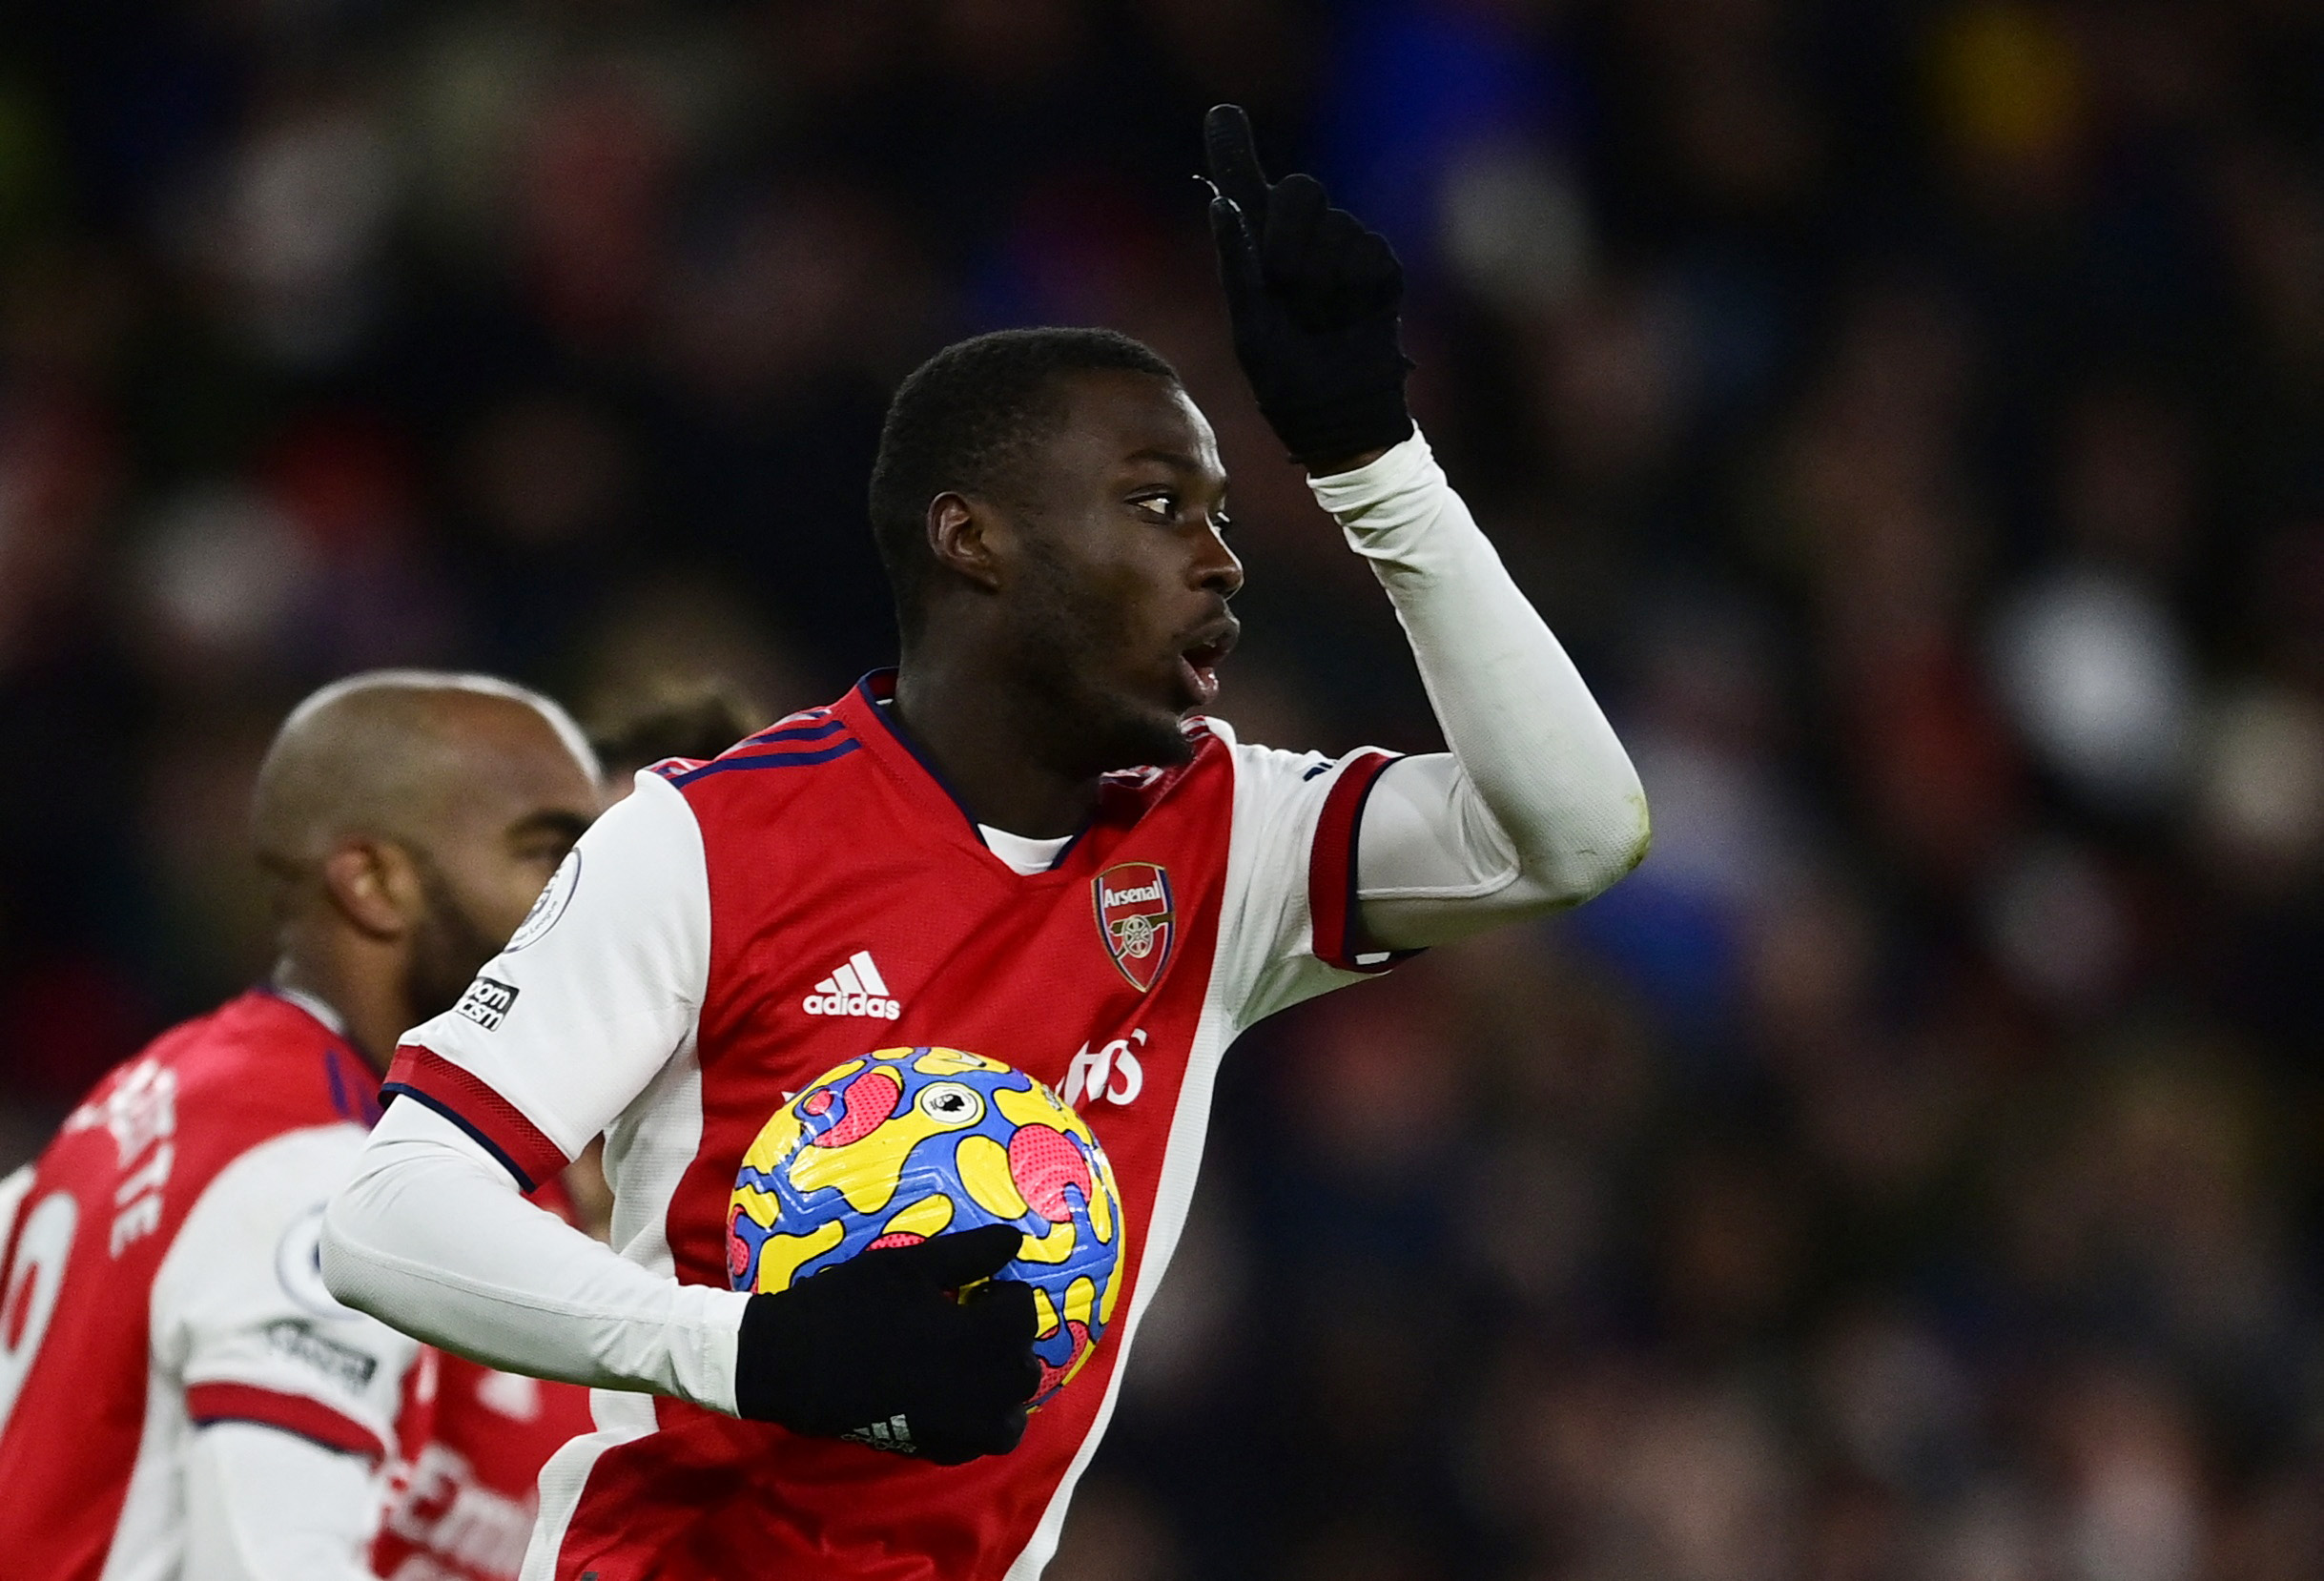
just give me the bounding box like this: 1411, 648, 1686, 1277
0, 990, 423, 1579
382, 672, 1404, 1581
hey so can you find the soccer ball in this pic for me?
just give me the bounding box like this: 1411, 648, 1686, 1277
727, 1047, 1126, 1405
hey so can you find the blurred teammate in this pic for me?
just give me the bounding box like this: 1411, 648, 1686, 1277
0, 671, 599, 1580
322, 107, 1650, 1579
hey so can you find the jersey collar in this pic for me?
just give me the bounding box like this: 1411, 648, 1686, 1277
251, 984, 385, 1125
841, 669, 1094, 874
263, 981, 348, 1037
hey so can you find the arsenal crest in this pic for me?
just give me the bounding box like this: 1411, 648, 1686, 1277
1094, 862, 1175, 992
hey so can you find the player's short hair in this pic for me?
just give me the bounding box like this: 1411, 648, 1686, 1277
868, 327, 1180, 638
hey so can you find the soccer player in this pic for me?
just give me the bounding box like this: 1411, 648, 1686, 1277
319, 107, 1651, 1579
0, 671, 600, 1580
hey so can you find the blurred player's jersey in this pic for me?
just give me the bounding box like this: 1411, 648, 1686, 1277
0, 989, 422, 1579
375, 1180, 599, 1581
385, 672, 1406, 1581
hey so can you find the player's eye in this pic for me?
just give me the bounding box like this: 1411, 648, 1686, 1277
1211, 510, 1233, 537
1129, 493, 1175, 523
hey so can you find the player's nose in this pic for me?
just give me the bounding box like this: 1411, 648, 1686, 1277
1190, 522, 1244, 599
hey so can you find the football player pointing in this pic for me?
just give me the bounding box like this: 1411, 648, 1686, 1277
321, 107, 1649, 1581
0, 672, 601, 1579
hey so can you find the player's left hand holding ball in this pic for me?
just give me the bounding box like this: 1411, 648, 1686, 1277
732, 1223, 1040, 1465
1203, 103, 1415, 472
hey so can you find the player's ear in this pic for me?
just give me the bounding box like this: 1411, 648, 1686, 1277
319, 838, 420, 940
927, 492, 1007, 595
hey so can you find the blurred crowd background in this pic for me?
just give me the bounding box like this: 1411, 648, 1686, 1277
7, 0, 2324, 1576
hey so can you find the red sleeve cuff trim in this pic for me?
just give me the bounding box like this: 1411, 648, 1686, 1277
185, 1383, 387, 1466
382, 1046, 567, 1193
1308, 750, 1410, 975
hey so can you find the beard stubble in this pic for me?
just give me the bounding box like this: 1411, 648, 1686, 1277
402, 850, 513, 1026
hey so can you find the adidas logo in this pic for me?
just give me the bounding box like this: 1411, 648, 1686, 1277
801, 951, 902, 1020
841, 1413, 915, 1455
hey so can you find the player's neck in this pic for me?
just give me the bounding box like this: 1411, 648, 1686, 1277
272, 935, 413, 1077
888, 661, 1099, 840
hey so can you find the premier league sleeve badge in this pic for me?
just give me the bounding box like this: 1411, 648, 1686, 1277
1093, 862, 1175, 993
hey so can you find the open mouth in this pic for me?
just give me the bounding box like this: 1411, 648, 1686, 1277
1176, 621, 1240, 709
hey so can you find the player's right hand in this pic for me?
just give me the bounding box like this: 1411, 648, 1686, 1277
732, 1222, 1041, 1465
1203, 103, 1414, 469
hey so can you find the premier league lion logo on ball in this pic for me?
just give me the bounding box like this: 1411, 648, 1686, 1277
728, 1048, 1126, 1404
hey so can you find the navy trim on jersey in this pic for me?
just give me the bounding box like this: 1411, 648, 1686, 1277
855, 668, 1111, 863
739, 717, 848, 746
320, 1047, 382, 1127
380, 1082, 540, 1193
190, 1411, 381, 1463
246, 986, 382, 1125
666, 740, 861, 786
1046, 826, 1089, 871
855, 671, 997, 848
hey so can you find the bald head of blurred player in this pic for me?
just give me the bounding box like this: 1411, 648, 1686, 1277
251, 671, 602, 1068
870, 330, 1244, 837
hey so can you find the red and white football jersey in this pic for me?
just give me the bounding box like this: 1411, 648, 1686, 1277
375, 1181, 600, 1581
0, 989, 423, 1578
382, 671, 1406, 1581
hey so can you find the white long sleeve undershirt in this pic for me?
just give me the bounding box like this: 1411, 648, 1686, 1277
322, 1099, 747, 1413
1332, 429, 1649, 947
321, 426, 1646, 1413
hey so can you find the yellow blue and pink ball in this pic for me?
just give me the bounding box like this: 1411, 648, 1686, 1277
727, 1047, 1126, 1404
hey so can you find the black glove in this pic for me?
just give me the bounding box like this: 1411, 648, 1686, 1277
733, 1223, 1039, 1466
1203, 103, 1415, 467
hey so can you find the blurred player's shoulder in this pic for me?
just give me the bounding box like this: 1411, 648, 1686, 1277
0, 986, 416, 1576
68, 987, 378, 1163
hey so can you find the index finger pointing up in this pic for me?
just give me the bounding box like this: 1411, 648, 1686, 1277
1204, 104, 1272, 222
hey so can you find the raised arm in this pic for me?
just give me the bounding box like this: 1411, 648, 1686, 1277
1203, 106, 1648, 951
1322, 435, 1648, 947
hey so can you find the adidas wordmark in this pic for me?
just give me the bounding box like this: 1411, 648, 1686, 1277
802, 950, 902, 1020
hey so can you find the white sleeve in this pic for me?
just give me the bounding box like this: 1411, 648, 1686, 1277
183, 1424, 379, 1581
1211, 728, 1412, 1029
320, 1098, 748, 1412
1311, 429, 1651, 948
155, 1125, 421, 1465
380, 768, 710, 1187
